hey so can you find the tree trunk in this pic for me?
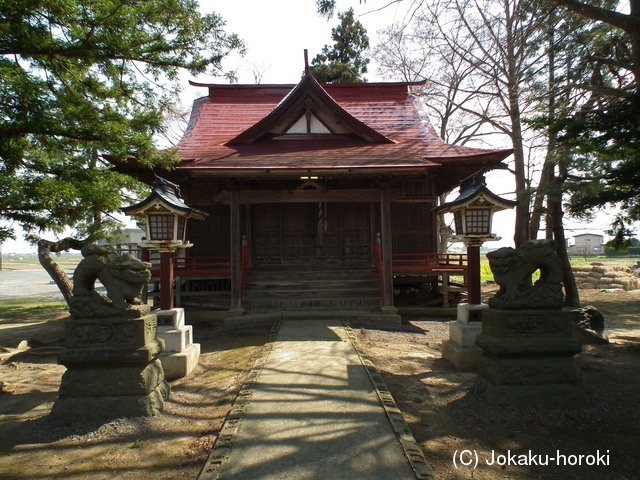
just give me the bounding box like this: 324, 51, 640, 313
38, 237, 90, 304
548, 194, 580, 307
504, 2, 530, 248
529, 160, 555, 240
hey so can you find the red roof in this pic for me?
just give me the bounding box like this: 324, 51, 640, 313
174, 77, 512, 187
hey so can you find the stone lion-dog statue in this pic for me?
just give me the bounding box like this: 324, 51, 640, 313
486, 239, 564, 310
69, 245, 152, 318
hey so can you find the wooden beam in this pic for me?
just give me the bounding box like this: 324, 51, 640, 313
214, 189, 405, 204
392, 196, 437, 203
230, 188, 242, 309
380, 188, 394, 306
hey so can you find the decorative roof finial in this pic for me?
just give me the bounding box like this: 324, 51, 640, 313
304, 49, 310, 76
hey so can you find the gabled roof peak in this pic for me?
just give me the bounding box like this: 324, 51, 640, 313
222, 75, 395, 145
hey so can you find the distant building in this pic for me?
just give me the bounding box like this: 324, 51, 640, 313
569, 233, 604, 256
97, 228, 145, 256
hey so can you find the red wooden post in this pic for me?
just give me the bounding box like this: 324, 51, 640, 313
380, 188, 394, 306
160, 251, 174, 310
230, 187, 242, 309
466, 244, 481, 305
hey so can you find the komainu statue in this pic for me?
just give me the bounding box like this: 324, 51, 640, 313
486, 239, 564, 310
69, 245, 152, 318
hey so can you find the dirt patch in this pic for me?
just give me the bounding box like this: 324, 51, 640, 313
1, 288, 639, 479
353, 287, 640, 480
0, 323, 271, 480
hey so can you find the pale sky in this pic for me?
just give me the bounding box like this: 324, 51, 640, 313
194, 0, 409, 86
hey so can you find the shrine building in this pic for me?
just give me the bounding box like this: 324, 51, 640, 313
114, 72, 512, 318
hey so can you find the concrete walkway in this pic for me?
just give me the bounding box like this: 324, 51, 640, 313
198, 319, 435, 480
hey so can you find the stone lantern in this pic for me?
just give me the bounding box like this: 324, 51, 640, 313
122, 175, 207, 310
438, 172, 516, 370
122, 175, 207, 379
436, 172, 516, 305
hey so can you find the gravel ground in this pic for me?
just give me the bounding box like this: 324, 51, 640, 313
0, 269, 69, 301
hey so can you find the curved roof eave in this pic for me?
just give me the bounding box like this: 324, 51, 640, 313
175, 163, 440, 176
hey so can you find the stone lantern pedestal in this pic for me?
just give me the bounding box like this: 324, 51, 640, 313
52, 314, 170, 420
442, 303, 488, 370
156, 308, 200, 380
476, 308, 587, 406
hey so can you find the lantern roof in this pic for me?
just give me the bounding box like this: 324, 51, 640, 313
122, 175, 208, 219
436, 172, 517, 213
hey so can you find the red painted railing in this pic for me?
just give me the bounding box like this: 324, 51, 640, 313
149, 256, 231, 276
392, 253, 468, 273
146, 253, 465, 277
174, 256, 232, 275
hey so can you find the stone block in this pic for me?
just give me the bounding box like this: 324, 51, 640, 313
478, 355, 582, 386
477, 308, 586, 405
482, 309, 574, 338
58, 359, 166, 397
161, 343, 201, 380
65, 314, 158, 348
156, 308, 185, 329
160, 326, 193, 353
58, 338, 165, 367
457, 303, 489, 324
476, 333, 582, 356
449, 321, 482, 347
51, 379, 170, 420
442, 340, 483, 371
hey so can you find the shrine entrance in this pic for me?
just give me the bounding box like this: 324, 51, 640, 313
251, 203, 372, 266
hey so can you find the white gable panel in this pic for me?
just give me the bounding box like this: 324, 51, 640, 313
286, 114, 331, 134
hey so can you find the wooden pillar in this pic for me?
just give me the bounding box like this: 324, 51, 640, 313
160, 251, 174, 310
466, 244, 482, 305
380, 188, 394, 306
230, 187, 242, 309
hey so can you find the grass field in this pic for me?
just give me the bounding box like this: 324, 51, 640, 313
0, 297, 68, 323
1, 254, 82, 271
479, 255, 638, 283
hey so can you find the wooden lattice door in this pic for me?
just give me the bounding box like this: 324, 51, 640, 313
251, 203, 371, 266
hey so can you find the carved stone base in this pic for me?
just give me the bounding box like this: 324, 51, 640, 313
59, 314, 163, 367
51, 376, 169, 419
53, 314, 170, 420
476, 309, 587, 406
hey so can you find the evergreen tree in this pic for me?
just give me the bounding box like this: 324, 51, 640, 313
549, 1, 640, 229
310, 8, 370, 83
0, 0, 242, 244
0, 0, 241, 299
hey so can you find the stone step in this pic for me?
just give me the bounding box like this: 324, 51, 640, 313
244, 280, 379, 293
243, 267, 381, 310
242, 296, 382, 311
